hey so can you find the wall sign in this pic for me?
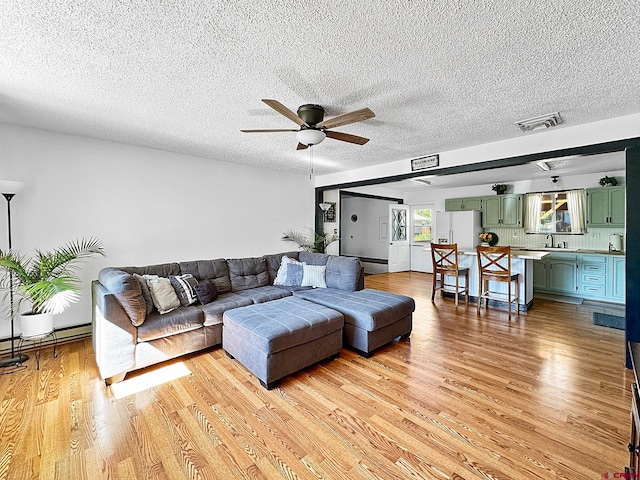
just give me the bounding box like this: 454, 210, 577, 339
411, 154, 439, 171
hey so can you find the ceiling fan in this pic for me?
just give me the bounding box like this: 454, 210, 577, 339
241, 99, 375, 150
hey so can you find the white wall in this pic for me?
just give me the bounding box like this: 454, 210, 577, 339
340, 196, 393, 260
0, 123, 314, 336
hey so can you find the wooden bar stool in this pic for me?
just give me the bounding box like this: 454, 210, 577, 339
430, 243, 469, 306
476, 245, 519, 317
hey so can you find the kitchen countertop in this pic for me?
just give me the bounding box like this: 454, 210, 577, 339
509, 247, 625, 256
459, 249, 550, 260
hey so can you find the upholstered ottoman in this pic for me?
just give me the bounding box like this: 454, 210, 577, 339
294, 288, 414, 357
222, 297, 344, 389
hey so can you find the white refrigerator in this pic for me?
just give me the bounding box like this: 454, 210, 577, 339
434, 210, 483, 250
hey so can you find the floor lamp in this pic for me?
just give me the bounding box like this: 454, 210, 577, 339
0, 180, 29, 373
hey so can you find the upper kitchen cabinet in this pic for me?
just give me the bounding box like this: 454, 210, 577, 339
586, 186, 625, 227
482, 194, 523, 228
444, 196, 483, 212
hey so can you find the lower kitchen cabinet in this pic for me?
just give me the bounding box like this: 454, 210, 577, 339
579, 254, 607, 297
548, 254, 578, 294
533, 259, 548, 290
613, 257, 626, 301
534, 252, 625, 304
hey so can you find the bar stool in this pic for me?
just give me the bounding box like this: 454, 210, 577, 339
476, 245, 519, 317
430, 243, 469, 306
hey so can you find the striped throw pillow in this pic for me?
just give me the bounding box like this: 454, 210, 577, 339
301, 264, 327, 288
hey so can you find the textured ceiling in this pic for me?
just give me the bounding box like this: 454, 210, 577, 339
2, 1, 640, 176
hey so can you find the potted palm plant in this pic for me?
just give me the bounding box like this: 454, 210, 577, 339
0, 237, 105, 337
282, 227, 338, 253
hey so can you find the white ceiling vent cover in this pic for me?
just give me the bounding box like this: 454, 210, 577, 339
515, 112, 563, 132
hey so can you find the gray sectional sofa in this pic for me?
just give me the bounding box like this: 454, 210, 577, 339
92, 251, 366, 384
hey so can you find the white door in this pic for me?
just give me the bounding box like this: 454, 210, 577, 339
388, 204, 410, 272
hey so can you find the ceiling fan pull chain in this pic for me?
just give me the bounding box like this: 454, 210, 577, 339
309, 145, 314, 179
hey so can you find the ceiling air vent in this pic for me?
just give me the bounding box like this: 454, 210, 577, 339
409, 175, 434, 185
515, 112, 563, 132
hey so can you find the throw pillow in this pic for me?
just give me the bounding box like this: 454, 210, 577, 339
169, 274, 199, 306
193, 279, 218, 305
283, 262, 304, 286
147, 277, 181, 314
134, 273, 157, 315
274, 256, 303, 285
301, 264, 327, 288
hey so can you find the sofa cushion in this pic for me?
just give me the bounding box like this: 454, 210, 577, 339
325, 256, 361, 291
147, 277, 181, 314
298, 251, 329, 266
197, 293, 254, 326
263, 251, 301, 283
222, 297, 343, 354
227, 257, 270, 292
294, 288, 415, 331
122, 263, 181, 277
133, 273, 157, 315
137, 306, 205, 342
98, 268, 147, 326
179, 259, 231, 293
233, 285, 293, 304
193, 279, 218, 305
301, 264, 327, 288
170, 274, 199, 306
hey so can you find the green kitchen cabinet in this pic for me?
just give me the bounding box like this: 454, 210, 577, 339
579, 254, 608, 298
586, 186, 625, 228
444, 196, 483, 212
612, 257, 626, 301
482, 194, 523, 228
534, 252, 625, 304
533, 260, 548, 290
548, 254, 578, 294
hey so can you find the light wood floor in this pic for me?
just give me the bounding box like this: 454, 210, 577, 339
0, 271, 633, 479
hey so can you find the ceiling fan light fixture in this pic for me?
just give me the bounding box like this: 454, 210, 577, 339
297, 129, 326, 146
515, 112, 563, 132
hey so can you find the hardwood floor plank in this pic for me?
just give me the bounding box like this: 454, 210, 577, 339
0, 271, 633, 479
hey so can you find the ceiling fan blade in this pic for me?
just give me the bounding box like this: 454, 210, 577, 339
240, 129, 298, 133
325, 130, 370, 145
297, 143, 309, 150
262, 99, 309, 127
317, 107, 375, 129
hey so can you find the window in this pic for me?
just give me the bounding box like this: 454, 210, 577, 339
412, 206, 433, 242
525, 190, 585, 234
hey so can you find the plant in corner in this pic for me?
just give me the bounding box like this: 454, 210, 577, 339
491, 183, 508, 195
282, 227, 338, 253
0, 237, 105, 337
599, 176, 618, 187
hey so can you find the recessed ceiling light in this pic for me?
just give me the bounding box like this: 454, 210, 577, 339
515, 112, 563, 132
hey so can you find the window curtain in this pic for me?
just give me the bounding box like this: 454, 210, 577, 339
567, 189, 586, 233
524, 193, 541, 232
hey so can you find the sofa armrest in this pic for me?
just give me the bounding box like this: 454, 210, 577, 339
92, 280, 137, 381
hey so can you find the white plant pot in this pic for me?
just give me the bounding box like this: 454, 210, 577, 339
20, 312, 54, 338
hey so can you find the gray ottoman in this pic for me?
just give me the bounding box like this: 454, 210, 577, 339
294, 288, 414, 357
222, 297, 344, 389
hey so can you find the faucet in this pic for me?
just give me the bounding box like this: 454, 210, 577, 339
545, 234, 554, 248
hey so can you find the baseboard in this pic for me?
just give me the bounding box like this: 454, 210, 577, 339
0, 324, 92, 355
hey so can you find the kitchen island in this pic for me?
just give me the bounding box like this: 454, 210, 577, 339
454, 249, 550, 311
